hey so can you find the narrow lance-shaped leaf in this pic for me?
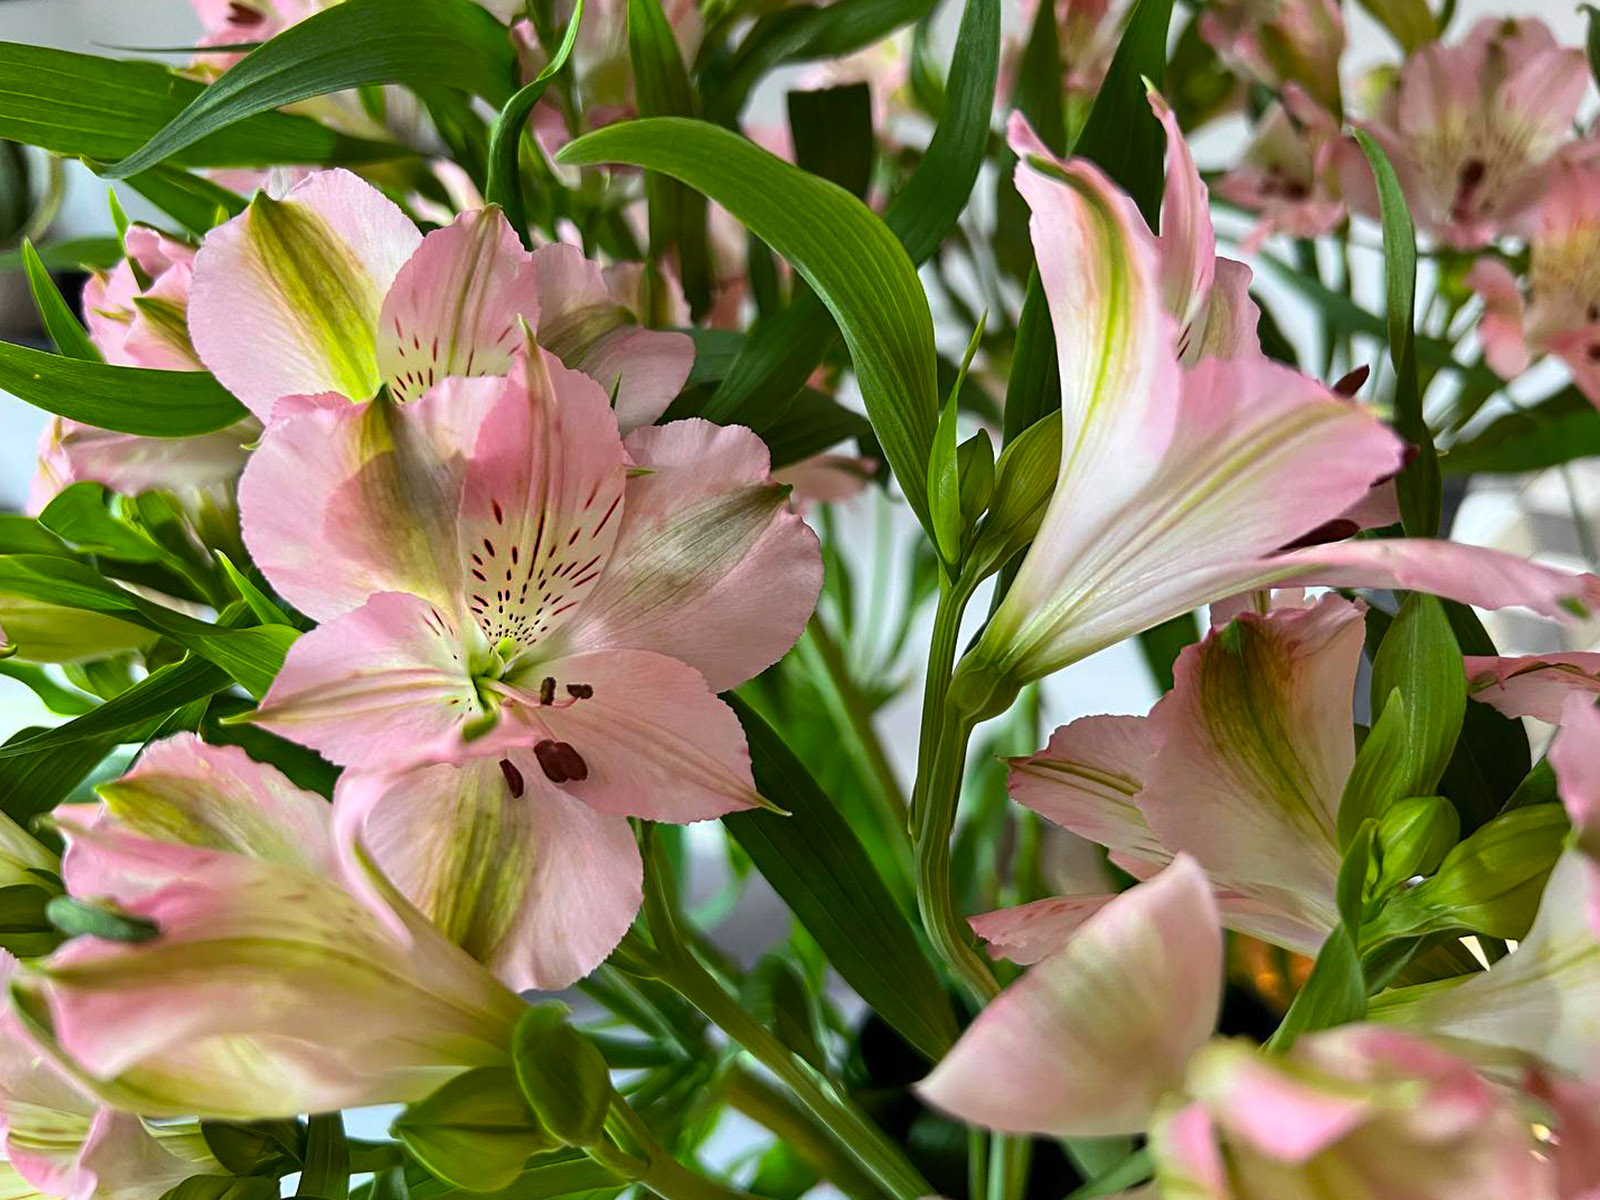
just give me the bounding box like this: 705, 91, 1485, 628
723, 695, 959, 1061
102, 0, 518, 179
1356, 130, 1440, 536
0, 342, 247, 436
557, 118, 941, 534
21, 241, 99, 362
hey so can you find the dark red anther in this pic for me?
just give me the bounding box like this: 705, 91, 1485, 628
538, 676, 556, 705
499, 758, 525, 799
534, 739, 589, 783
566, 683, 594, 699
1332, 365, 1370, 397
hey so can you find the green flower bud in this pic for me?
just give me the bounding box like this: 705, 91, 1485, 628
393, 1067, 557, 1194
512, 1003, 615, 1147
1373, 795, 1459, 895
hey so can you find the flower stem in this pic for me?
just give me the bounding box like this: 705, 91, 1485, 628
596, 1095, 757, 1200
639, 843, 935, 1200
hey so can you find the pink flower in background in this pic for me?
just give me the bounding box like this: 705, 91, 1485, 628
187, 169, 692, 425
238, 347, 821, 987
1216, 86, 1354, 247
1468, 163, 1600, 406
993, 594, 1365, 961
81, 228, 199, 373
0, 955, 215, 1200
952, 106, 1600, 711
1353, 17, 1589, 248
1464, 649, 1600, 725
1200, 0, 1346, 115
14, 736, 525, 1120
1001, 0, 1123, 116
1158, 1028, 1551, 1199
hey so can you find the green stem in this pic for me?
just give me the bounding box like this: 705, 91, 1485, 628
989, 1135, 1031, 1200
723, 1067, 894, 1200
639, 845, 934, 1200
801, 614, 910, 835
597, 1097, 757, 1200
912, 575, 975, 839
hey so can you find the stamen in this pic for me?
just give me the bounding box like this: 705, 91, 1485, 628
1332, 365, 1370, 397
499, 758, 525, 799
534, 739, 589, 783
538, 676, 556, 705
566, 683, 594, 699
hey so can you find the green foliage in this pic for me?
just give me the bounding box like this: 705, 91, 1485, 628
0, 341, 246, 436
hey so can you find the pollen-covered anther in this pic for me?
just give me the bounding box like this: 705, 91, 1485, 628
499, 758, 525, 799
566, 683, 594, 699
534, 739, 589, 783
538, 676, 556, 705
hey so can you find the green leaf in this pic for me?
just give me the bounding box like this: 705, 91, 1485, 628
47, 895, 159, 943
1435, 602, 1529, 831
119, 166, 246, 236
0, 43, 394, 170
1337, 820, 1376, 932
627, 0, 712, 317
161, 1176, 281, 1200
788, 84, 875, 201
1000, 270, 1060, 446
215, 552, 293, 627
1355, 130, 1439, 536
558, 119, 941, 535
39, 484, 167, 563
0, 656, 231, 761
0, 556, 293, 697
1363, 595, 1466, 827
102, 0, 517, 179
1068, 0, 1174, 228
393, 1069, 551, 1194
0, 341, 246, 436
298, 1114, 350, 1200
0, 517, 71, 558
0, 726, 119, 827
0, 237, 123, 274
483, 0, 585, 247
511, 1005, 614, 1147
745, 956, 829, 1073
21, 241, 100, 362
1266, 926, 1366, 1050
694, 0, 996, 430
1442, 387, 1600, 475
758, 388, 872, 469
0, 661, 97, 716
723, 695, 959, 1061
1357, 0, 1437, 52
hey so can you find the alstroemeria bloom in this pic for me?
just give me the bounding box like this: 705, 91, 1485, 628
920, 859, 1556, 1195
1463, 649, 1600, 726
988, 593, 1364, 961
949, 111, 1600, 718
1371, 695, 1600, 1081
239, 346, 820, 988
188, 169, 692, 427
0, 955, 214, 1200
1468, 164, 1600, 408
1152, 1029, 1553, 1199
1215, 87, 1353, 248
28, 226, 256, 514
12, 735, 525, 1119
1199, 0, 1345, 115
1353, 17, 1590, 248
1000, 0, 1122, 117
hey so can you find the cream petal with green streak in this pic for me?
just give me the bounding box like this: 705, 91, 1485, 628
189, 169, 421, 418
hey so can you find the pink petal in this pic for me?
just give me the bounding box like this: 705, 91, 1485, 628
85, 733, 335, 874
1524, 1067, 1600, 1200
335, 759, 641, 991
240, 378, 498, 621
969, 895, 1116, 964
1552, 693, 1600, 847
501, 648, 761, 822
376, 208, 541, 404
1465, 653, 1600, 725
189, 169, 421, 418
34, 419, 256, 501
1149, 1103, 1229, 1198
1186, 257, 1262, 364
455, 349, 628, 654
251, 592, 483, 770
1186, 1037, 1376, 1162
551, 419, 822, 690
531, 242, 694, 431
1147, 89, 1215, 341
1137, 594, 1361, 940
916, 856, 1221, 1138
1465, 259, 1531, 379
1006, 715, 1167, 863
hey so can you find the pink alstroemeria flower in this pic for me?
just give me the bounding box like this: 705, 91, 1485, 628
1463, 649, 1600, 726
29, 226, 257, 514
948, 108, 1600, 718
1353, 17, 1590, 248
1200, 0, 1346, 115
238, 345, 820, 989
187, 169, 692, 428
12, 735, 525, 1121
1215, 86, 1355, 248
1468, 164, 1600, 407
1372, 695, 1600, 1082
0, 955, 215, 1200
919, 860, 1555, 1195
987, 593, 1366, 961
1154, 1028, 1553, 1199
